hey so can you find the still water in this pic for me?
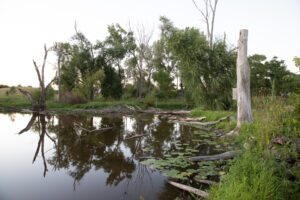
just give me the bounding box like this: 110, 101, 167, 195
0, 113, 221, 200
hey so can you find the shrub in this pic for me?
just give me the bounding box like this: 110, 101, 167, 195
144, 93, 155, 106
60, 91, 87, 104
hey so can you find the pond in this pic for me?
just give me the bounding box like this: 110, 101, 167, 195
0, 112, 224, 200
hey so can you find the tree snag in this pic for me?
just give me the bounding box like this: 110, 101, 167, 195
237, 29, 252, 128
19, 44, 57, 111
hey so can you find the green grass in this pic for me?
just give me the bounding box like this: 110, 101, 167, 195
209, 151, 282, 200
190, 107, 235, 121
0, 88, 187, 111
208, 95, 300, 200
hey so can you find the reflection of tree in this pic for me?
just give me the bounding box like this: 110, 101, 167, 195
17, 113, 193, 198
18, 114, 56, 177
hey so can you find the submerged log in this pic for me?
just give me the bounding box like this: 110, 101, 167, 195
167, 181, 209, 198
193, 178, 217, 185
189, 150, 242, 162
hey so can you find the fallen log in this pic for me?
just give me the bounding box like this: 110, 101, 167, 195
125, 134, 148, 140
167, 181, 209, 198
189, 150, 242, 162
181, 116, 229, 126
138, 110, 190, 115
193, 178, 217, 185
169, 116, 206, 122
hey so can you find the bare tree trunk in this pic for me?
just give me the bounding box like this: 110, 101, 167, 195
237, 29, 252, 127
138, 72, 143, 99
57, 53, 61, 102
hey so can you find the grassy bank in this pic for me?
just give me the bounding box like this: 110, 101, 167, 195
0, 90, 187, 111
201, 95, 300, 200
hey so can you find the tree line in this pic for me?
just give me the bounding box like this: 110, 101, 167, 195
47, 17, 299, 110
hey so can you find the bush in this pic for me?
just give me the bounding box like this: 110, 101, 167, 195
144, 93, 155, 106
31, 87, 56, 103
6, 87, 17, 96
60, 91, 87, 104
0, 84, 9, 89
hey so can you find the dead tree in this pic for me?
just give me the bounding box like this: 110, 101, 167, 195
237, 30, 252, 127
192, 0, 219, 49
128, 23, 153, 99
19, 45, 57, 111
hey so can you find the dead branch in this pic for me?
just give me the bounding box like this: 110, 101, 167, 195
183, 116, 229, 126
18, 88, 37, 108
193, 178, 217, 185
169, 116, 206, 122
189, 150, 242, 162
168, 181, 209, 198
138, 110, 190, 115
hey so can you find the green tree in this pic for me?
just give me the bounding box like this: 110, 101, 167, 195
103, 24, 136, 80
161, 17, 236, 109
152, 69, 175, 99
293, 56, 300, 70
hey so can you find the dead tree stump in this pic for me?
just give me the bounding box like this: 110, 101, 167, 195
237, 29, 252, 127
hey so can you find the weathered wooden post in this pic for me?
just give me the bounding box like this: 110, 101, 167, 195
237, 29, 252, 127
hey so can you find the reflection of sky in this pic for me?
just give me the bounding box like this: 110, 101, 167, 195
123, 116, 135, 133
93, 116, 102, 129
0, 113, 180, 200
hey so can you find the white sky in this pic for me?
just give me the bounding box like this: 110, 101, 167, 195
0, 0, 299, 87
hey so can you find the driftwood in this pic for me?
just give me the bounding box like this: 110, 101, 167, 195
125, 134, 148, 140
138, 110, 190, 115
73, 122, 112, 136
182, 116, 229, 126
193, 178, 217, 185
189, 150, 242, 162
167, 181, 209, 198
169, 116, 206, 122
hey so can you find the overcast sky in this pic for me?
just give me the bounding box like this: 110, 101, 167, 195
0, 0, 299, 87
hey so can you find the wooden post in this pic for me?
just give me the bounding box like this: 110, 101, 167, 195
237, 29, 252, 127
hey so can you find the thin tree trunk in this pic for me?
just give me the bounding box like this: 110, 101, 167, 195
237, 29, 252, 127
57, 54, 61, 102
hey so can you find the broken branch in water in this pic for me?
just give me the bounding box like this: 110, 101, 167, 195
189, 150, 242, 162
167, 181, 209, 198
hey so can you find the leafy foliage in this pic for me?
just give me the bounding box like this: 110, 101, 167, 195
161, 17, 236, 110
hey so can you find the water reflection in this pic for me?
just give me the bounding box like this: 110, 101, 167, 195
0, 113, 220, 199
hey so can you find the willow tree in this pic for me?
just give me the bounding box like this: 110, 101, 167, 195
161, 17, 236, 109
19, 45, 56, 111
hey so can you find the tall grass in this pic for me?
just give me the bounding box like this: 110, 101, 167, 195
208, 95, 300, 200
190, 107, 235, 121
